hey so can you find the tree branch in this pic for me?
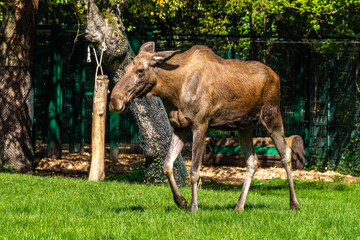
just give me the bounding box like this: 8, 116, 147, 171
284, 5, 346, 15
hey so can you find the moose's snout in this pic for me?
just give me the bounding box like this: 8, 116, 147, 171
109, 95, 129, 113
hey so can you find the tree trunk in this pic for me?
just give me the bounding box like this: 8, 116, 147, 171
0, 1, 38, 172
80, 0, 188, 185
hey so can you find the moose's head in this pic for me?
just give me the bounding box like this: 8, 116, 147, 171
109, 42, 178, 113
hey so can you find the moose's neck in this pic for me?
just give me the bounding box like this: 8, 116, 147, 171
151, 63, 185, 109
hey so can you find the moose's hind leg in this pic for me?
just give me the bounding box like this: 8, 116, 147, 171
234, 127, 259, 212
261, 114, 300, 211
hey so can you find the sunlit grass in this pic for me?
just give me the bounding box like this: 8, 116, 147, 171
0, 173, 359, 239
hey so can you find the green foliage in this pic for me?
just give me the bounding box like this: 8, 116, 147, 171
0, 2, 4, 21
0, 164, 16, 173
0, 1, 12, 21
2, 0, 359, 39
339, 123, 360, 173
31, 0, 360, 56
122, 0, 360, 38
0, 0, 71, 22
1, 173, 360, 239
37, 1, 76, 24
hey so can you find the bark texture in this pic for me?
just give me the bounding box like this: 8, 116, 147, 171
0, 1, 38, 172
82, 0, 188, 185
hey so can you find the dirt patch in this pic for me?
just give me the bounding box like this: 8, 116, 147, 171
35, 150, 359, 183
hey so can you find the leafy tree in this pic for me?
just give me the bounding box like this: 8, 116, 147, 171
121, 0, 359, 38
2, 0, 358, 39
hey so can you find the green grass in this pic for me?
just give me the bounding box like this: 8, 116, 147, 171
0, 173, 359, 240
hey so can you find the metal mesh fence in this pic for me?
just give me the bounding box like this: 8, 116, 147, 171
33, 25, 189, 183
32, 25, 360, 173
34, 25, 142, 158
142, 34, 360, 172
0, 66, 34, 171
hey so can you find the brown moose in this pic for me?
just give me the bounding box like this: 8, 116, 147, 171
109, 42, 300, 212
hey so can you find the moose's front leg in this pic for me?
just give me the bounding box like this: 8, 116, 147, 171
190, 124, 208, 212
163, 130, 189, 210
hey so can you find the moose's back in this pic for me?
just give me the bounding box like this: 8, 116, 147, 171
164, 45, 281, 131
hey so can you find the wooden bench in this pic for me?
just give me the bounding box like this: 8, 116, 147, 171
203, 135, 305, 169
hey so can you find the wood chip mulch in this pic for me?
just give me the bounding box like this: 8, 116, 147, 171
35, 151, 359, 183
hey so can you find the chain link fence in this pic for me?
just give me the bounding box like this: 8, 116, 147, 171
30, 25, 360, 174
140, 33, 360, 173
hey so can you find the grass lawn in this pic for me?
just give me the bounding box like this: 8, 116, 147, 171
0, 172, 359, 240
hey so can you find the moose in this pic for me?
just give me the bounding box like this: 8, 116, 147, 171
109, 42, 300, 212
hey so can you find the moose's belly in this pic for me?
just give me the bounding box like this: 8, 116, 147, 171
209, 109, 261, 130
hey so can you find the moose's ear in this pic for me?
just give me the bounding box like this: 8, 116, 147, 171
150, 50, 180, 65
139, 42, 155, 53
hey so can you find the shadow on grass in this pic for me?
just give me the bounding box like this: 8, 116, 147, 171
106, 169, 359, 193
200, 179, 288, 191
110, 205, 145, 213
161, 202, 270, 212
200, 202, 269, 211
109, 202, 272, 213
292, 180, 359, 191
200, 178, 359, 192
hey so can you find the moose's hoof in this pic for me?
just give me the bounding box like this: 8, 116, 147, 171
290, 202, 300, 211
190, 204, 198, 213
175, 196, 190, 210
234, 202, 245, 212
234, 206, 245, 212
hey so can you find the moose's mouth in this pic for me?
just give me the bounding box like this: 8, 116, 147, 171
109, 99, 129, 113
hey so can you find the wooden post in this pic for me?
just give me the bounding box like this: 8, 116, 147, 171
89, 75, 109, 181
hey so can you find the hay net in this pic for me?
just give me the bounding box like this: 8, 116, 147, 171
129, 96, 188, 186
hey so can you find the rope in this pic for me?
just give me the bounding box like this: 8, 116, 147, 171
92, 19, 108, 80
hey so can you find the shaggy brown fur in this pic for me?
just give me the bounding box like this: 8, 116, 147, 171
110, 42, 300, 212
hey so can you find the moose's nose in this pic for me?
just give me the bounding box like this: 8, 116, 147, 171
109, 97, 128, 113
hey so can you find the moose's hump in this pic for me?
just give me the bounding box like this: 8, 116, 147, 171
170, 45, 225, 65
